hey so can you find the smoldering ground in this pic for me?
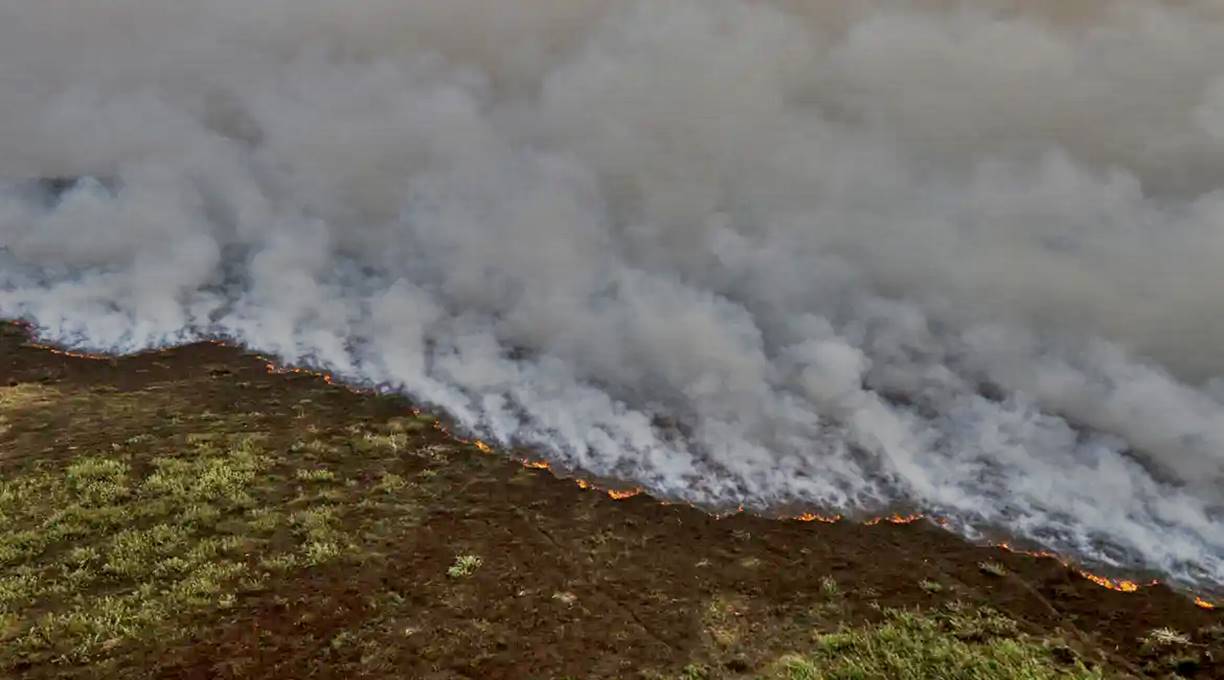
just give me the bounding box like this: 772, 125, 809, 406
1, 0, 1223, 586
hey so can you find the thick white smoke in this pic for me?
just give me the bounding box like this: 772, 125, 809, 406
2, 1, 1223, 586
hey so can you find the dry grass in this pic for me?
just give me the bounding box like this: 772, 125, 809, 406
978, 560, 1008, 577
769, 604, 1102, 680
0, 381, 435, 673
1, 435, 281, 665
447, 554, 482, 579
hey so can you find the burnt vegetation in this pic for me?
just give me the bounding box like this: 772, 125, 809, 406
0, 321, 1220, 679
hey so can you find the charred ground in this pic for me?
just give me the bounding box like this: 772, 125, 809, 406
0, 321, 1220, 679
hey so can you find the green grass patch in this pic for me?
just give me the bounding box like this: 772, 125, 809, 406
768, 603, 1102, 680
296, 467, 338, 482
447, 554, 482, 579
0, 424, 370, 670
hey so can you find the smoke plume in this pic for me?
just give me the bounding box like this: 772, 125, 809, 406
2, 0, 1223, 586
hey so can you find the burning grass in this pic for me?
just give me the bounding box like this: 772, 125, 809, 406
1, 326, 1220, 679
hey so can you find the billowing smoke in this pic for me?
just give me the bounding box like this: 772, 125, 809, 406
2, 1, 1223, 586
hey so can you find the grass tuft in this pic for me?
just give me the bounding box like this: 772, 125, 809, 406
977, 560, 1007, 577
1144, 627, 1191, 647
769, 604, 1102, 680
678, 663, 710, 680
0, 425, 350, 668
296, 468, 337, 483
447, 554, 482, 579
375, 472, 408, 494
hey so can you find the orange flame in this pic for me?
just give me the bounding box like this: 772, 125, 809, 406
995, 543, 1154, 593
715, 504, 745, 519
1077, 572, 1141, 593
431, 420, 471, 444
19, 327, 1220, 610
261, 359, 341, 387
794, 512, 842, 523
27, 343, 110, 361
864, 513, 926, 526
995, 542, 1060, 561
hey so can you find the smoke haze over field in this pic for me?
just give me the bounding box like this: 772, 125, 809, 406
2, 1, 1223, 585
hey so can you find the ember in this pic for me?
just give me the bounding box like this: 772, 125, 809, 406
864, 513, 925, 526
794, 512, 842, 524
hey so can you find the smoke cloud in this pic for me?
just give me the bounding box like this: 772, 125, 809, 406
2, 1, 1223, 586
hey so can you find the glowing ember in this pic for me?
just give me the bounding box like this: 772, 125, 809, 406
27, 343, 110, 361
794, 512, 842, 523
15, 328, 1219, 609
432, 421, 470, 444
995, 543, 1152, 593
261, 358, 341, 387
864, 513, 925, 526
996, 543, 1061, 561
1077, 572, 1141, 592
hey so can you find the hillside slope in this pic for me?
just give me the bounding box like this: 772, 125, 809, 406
1, 321, 1220, 679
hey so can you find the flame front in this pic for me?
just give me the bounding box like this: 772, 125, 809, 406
26, 342, 111, 361
13, 325, 1217, 611
1077, 572, 1141, 593
995, 543, 1152, 593
794, 512, 842, 523
864, 513, 925, 526
260, 356, 344, 388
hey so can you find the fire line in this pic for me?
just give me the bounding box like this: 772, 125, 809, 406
9, 323, 1220, 611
